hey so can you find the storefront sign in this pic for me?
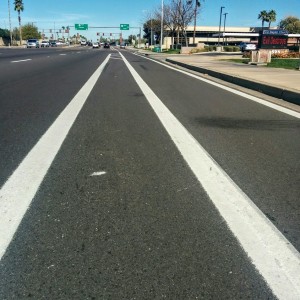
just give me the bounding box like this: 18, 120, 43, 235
258, 30, 288, 49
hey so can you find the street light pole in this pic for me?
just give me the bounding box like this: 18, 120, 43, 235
151, 17, 153, 46
218, 6, 225, 46
7, 0, 13, 46
223, 12, 228, 46
160, 0, 164, 52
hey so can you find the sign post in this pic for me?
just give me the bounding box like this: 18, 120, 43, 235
250, 29, 289, 65
258, 29, 288, 49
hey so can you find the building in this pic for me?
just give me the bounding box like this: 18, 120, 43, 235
163, 25, 300, 48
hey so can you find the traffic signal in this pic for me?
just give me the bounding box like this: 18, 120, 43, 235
103, 33, 105, 36
110, 33, 112, 36
97, 32, 99, 36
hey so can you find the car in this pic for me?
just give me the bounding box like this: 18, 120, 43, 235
49, 41, 57, 47
239, 42, 257, 52
40, 40, 49, 47
80, 40, 87, 46
26, 39, 40, 48
120, 42, 125, 49
92, 42, 99, 48
56, 41, 64, 46
104, 42, 110, 49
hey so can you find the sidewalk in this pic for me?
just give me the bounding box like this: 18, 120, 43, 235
138, 50, 300, 105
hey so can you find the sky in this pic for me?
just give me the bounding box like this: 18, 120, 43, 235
0, 0, 299, 41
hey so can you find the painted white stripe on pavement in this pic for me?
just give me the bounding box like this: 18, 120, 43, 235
134, 53, 300, 119
90, 171, 106, 176
0, 54, 111, 260
120, 52, 300, 299
11, 59, 32, 63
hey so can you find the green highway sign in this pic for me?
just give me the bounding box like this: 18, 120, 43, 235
120, 24, 129, 30
75, 24, 88, 30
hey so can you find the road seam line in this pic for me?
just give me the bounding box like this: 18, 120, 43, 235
121, 51, 300, 300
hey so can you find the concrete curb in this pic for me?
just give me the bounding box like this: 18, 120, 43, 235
166, 58, 300, 106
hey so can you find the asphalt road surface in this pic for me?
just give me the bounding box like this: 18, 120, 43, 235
0, 46, 299, 299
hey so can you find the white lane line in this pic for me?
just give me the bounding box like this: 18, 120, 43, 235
59, 54, 67, 56
11, 59, 32, 63
120, 52, 300, 300
90, 171, 106, 176
0, 54, 111, 260
134, 53, 300, 119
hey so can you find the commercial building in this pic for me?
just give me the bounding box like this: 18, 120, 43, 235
163, 25, 300, 48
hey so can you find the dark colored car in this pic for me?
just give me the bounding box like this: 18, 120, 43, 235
50, 41, 57, 47
104, 42, 110, 48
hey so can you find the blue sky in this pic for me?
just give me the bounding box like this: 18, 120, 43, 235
0, 0, 299, 40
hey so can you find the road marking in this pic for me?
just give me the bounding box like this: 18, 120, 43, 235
90, 171, 106, 176
120, 52, 300, 300
0, 54, 111, 260
134, 53, 300, 119
59, 54, 67, 56
11, 59, 32, 63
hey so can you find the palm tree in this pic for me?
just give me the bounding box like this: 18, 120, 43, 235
267, 10, 276, 28
62, 26, 65, 40
14, 0, 24, 45
258, 10, 268, 30
188, 0, 201, 45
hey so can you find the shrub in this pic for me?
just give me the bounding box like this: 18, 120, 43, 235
223, 46, 240, 52
271, 51, 300, 58
190, 48, 209, 54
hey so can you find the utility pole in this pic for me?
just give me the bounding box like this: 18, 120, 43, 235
223, 12, 228, 46
160, 0, 164, 52
218, 6, 225, 46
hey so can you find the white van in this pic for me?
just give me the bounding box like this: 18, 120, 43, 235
26, 39, 40, 48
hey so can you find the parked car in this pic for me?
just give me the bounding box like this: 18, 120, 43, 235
40, 40, 50, 47
104, 42, 110, 49
92, 42, 99, 48
26, 39, 39, 48
239, 42, 256, 52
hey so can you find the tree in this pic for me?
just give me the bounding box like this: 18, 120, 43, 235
175, 0, 194, 45
0, 28, 11, 39
143, 17, 161, 45
258, 10, 268, 29
14, 0, 24, 45
267, 10, 276, 28
187, 0, 201, 44
11, 27, 20, 42
162, 2, 178, 46
128, 35, 137, 45
22, 23, 40, 40
278, 16, 300, 34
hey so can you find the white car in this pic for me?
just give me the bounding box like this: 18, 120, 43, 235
239, 42, 257, 52
40, 40, 49, 47
26, 39, 39, 48
92, 42, 99, 48
80, 40, 87, 46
